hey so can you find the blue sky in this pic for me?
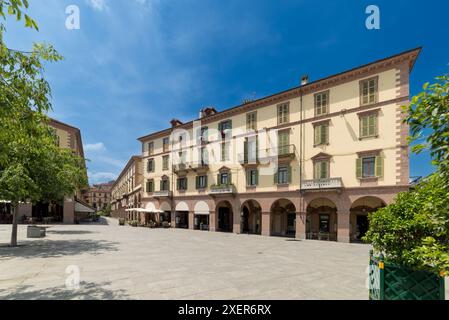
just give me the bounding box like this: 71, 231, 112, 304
4, 0, 448, 184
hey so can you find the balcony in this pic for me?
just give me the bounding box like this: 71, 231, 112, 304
153, 190, 172, 198
173, 161, 209, 174
238, 152, 259, 166
260, 144, 296, 161
301, 178, 343, 191
208, 184, 236, 195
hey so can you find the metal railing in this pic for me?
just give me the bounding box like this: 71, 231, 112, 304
301, 177, 342, 190
209, 184, 235, 195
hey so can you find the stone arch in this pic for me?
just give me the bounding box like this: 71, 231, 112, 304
241, 199, 262, 235
215, 200, 233, 232
270, 199, 296, 237
350, 196, 386, 242
306, 197, 338, 241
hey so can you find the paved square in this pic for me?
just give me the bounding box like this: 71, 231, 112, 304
0, 218, 447, 300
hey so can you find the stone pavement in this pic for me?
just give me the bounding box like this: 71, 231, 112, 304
0, 218, 447, 300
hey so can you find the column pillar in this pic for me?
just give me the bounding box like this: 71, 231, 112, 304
261, 211, 271, 236
295, 211, 306, 240
209, 211, 216, 232
171, 209, 176, 228
233, 201, 241, 234
188, 211, 194, 230
63, 197, 75, 224
337, 208, 351, 243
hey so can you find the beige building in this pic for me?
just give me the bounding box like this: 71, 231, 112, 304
83, 181, 114, 211
132, 48, 420, 242
16, 118, 92, 223
110, 156, 143, 219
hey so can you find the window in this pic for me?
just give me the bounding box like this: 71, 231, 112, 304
218, 120, 232, 139
147, 159, 154, 173
198, 126, 208, 143
146, 180, 154, 193
244, 137, 258, 163
163, 137, 170, 152
199, 147, 208, 165
360, 77, 378, 106
221, 142, 230, 162
148, 142, 154, 155
160, 178, 169, 191
275, 165, 291, 184
319, 214, 330, 233
277, 103, 290, 124
315, 91, 329, 116
246, 112, 257, 131
177, 177, 188, 191
356, 156, 383, 179
218, 172, 231, 185
314, 123, 329, 146
246, 169, 259, 186
278, 131, 290, 155
179, 151, 186, 164
360, 113, 378, 138
314, 160, 329, 179
196, 175, 208, 189
162, 155, 169, 170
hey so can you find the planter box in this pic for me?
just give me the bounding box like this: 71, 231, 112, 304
27, 226, 46, 238
369, 251, 445, 300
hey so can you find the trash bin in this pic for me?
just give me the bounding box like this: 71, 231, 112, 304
27, 226, 46, 238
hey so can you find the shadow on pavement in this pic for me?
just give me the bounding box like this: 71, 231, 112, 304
0, 281, 128, 300
46, 230, 97, 235
0, 239, 119, 259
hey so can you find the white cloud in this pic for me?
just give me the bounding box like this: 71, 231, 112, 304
84, 142, 107, 152
86, 0, 108, 12
88, 171, 117, 184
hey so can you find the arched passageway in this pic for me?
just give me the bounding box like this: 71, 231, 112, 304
241, 200, 262, 235
270, 199, 296, 237
216, 200, 233, 232
306, 198, 338, 241
350, 196, 386, 242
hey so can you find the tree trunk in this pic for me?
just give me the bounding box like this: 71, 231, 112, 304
10, 203, 19, 247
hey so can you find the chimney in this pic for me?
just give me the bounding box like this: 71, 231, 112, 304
199, 107, 217, 118
170, 119, 183, 127
301, 75, 309, 86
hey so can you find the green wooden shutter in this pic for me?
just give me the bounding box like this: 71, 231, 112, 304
361, 117, 368, 138
160, 180, 163, 191
322, 125, 328, 144
375, 156, 383, 178
314, 162, 319, 179
244, 140, 248, 162
255, 170, 259, 186
356, 158, 363, 179
314, 126, 320, 145
321, 161, 328, 179
146, 181, 150, 192
184, 177, 188, 190
256, 137, 259, 160
217, 174, 221, 185
150, 181, 154, 192
287, 166, 292, 184
246, 170, 250, 186
274, 169, 278, 184
195, 176, 199, 189
228, 172, 232, 184
205, 175, 208, 188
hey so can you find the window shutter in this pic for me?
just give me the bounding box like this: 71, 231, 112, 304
361, 117, 368, 137
184, 177, 188, 190
321, 161, 328, 179
217, 174, 221, 185
228, 172, 232, 184
375, 156, 383, 178
274, 170, 278, 184
228, 120, 232, 130
314, 163, 319, 179
288, 166, 292, 184
195, 176, 199, 189
146, 181, 150, 192
322, 125, 328, 144
205, 175, 208, 188
314, 126, 320, 145
255, 170, 259, 186
246, 170, 250, 186
244, 140, 248, 162
160, 180, 163, 191
356, 158, 363, 179
373, 115, 378, 136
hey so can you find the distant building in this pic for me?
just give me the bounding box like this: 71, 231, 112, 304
16, 118, 93, 223
83, 181, 114, 211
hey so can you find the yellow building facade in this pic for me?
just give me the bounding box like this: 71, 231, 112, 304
122, 48, 420, 242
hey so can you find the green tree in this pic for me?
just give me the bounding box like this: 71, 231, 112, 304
406, 74, 449, 187
363, 174, 449, 273
0, 0, 87, 246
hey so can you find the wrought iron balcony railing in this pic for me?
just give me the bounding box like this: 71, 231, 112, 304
301, 177, 343, 190
208, 184, 236, 195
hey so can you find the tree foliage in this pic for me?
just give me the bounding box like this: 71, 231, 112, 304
0, 0, 88, 246
406, 74, 449, 187
364, 174, 449, 273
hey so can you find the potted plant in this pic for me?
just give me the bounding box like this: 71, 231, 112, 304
119, 218, 125, 226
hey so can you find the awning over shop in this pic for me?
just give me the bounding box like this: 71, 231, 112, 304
194, 201, 210, 215
160, 202, 171, 212
75, 201, 95, 213
175, 201, 189, 212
